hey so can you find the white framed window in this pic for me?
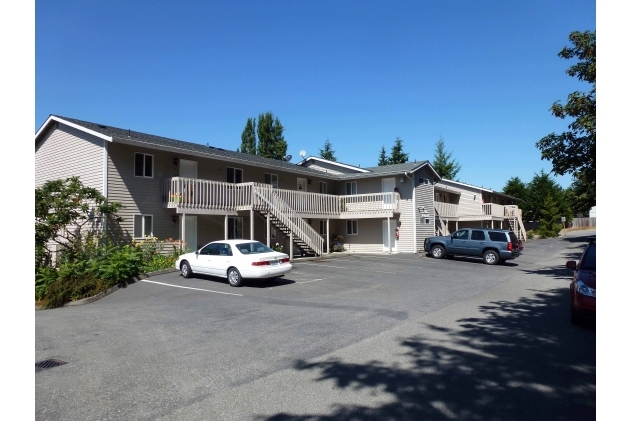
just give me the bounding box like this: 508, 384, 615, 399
264, 173, 279, 188
346, 220, 358, 235
319, 181, 327, 194
227, 167, 243, 183
421, 217, 431, 225
319, 220, 327, 235
134, 153, 154, 178
228, 217, 243, 239
133, 214, 153, 238
345, 182, 357, 195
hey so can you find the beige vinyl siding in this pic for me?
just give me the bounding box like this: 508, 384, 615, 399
395, 177, 414, 253
343, 219, 383, 253
415, 168, 436, 250
35, 123, 104, 191
436, 180, 483, 216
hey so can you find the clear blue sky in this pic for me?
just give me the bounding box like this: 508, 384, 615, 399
36, 0, 595, 190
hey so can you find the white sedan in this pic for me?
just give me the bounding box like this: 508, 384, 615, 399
175, 240, 292, 287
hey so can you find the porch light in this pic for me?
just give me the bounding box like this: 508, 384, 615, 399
400, 177, 405, 183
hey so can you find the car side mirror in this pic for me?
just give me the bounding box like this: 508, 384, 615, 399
195, 251, 199, 255
565, 261, 576, 270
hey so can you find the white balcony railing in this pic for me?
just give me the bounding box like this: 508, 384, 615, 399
434, 202, 459, 217
482, 203, 506, 218
162, 178, 401, 216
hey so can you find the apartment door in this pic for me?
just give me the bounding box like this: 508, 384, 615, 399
297, 178, 308, 192
382, 177, 395, 209
382, 219, 397, 252
179, 215, 198, 252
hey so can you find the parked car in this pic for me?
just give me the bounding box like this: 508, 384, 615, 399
175, 240, 292, 287
424, 228, 522, 265
566, 239, 596, 324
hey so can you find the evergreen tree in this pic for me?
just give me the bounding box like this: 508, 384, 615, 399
565, 172, 595, 216
389, 137, 409, 164
432, 136, 461, 179
319, 138, 337, 161
257, 112, 287, 160
523, 171, 572, 223
502, 177, 528, 201
377, 146, 389, 166
239, 117, 257, 155
537, 194, 563, 238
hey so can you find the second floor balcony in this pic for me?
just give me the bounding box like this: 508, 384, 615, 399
162, 177, 401, 218
435, 202, 522, 220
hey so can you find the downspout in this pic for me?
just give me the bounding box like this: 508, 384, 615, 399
404, 172, 416, 253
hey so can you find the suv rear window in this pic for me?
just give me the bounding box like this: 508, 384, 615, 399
508, 232, 519, 243
488, 232, 508, 242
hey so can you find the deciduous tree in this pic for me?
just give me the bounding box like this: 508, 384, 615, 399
536, 30, 595, 203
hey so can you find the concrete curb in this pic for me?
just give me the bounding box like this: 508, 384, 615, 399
35, 268, 180, 310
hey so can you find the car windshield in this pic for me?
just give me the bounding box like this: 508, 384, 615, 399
580, 244, 596, 271
236, 242, 274, 255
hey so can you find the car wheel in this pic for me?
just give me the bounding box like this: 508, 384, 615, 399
227, 267, 243, 287
181, 261, 193, 278
483, 250, 499, 265
431, 245, 445, 259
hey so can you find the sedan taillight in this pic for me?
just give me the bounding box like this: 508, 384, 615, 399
251, 261, 270, 266
280, 257, 290, 263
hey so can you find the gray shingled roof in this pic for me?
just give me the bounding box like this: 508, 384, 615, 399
46, 115, 437, 181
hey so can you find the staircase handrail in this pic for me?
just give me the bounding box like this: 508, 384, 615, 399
253, 184, 324, 255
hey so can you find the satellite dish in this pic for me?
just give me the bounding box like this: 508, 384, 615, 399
284, 155, 292, 161
299, 150, 306, 158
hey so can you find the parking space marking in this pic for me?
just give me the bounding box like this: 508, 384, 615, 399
304, 262, 397, 274
296, 277, 331, 284
139, 280, 243, 296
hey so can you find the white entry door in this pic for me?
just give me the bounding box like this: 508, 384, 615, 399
382, 219, 397, 252
382, 177, 395, 209
180, 159, 198, 178
179, 215, 198, 252
297, 177, 308, 192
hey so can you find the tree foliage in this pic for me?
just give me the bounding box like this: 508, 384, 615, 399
565, 172, 596, 216
389, 137, 409, 164
319, 138, 337, 161
502, 177, 528, 202
239, 117, 257, 155
522, 171, 572, 223
537, 194, 564, 239
257, 112, 287, 160
377, 146, 389, 166
432, 136, 461, 180
536, 30, 596, 201
35, 177, 122, 270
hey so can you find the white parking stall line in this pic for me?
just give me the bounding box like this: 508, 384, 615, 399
297, 278, 331, 284
305, 262, 397, 274
139, 280, 243, 296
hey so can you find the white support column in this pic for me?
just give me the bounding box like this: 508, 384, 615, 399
182, 213, 186, 252
456, 220, 459, 231
266, 214, 271, 247
501, 220, 503, 229
326, 219, 330, 254
224, 215, 228, 240
250, 208, 254, 240
387, 216, 392, 254
290, 231, 294, 260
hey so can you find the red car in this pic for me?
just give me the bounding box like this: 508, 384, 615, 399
566, 239, 596, 325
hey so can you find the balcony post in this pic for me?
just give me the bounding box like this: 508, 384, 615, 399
327, 218, 330, 254
290, 231, 294, 260
250, 208, 254, 240
388, 216, 392, 254
266, 214, 270, 247
224, 214, 228, 240
182, 213, 186, 252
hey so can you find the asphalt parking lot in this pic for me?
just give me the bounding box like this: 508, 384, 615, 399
36, 231, 596, 421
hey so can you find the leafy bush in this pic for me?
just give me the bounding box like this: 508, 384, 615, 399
331, 234, 345, 252
527, 231, 535, 240
271, 242, 284, 252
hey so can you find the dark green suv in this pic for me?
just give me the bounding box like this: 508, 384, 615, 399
424, 228, 522, 265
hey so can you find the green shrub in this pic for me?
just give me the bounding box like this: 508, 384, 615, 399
35, 266, 58, 301
527, 231, 535, 240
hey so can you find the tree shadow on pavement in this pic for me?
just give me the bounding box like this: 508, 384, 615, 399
258, 286, 595, 421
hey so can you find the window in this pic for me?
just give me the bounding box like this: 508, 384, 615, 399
228, 217, 243, 239
345, 182, 357, 195
133, 214, 153, 238
199, 243, 220, 255
134, 153, 153, 178
452, 229, 469, 240
346, 220, 358, 235
227, 167, 243, 183
418, 178, 430, 185
264, 173, 278, 188
471, 230, 486, 241
237, 242, 273, 254
488, 231, 508, 242
319, 181, 327, 194
218, 243, 233, 256
319, 220, 327, 235
421, 217, 431, 225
